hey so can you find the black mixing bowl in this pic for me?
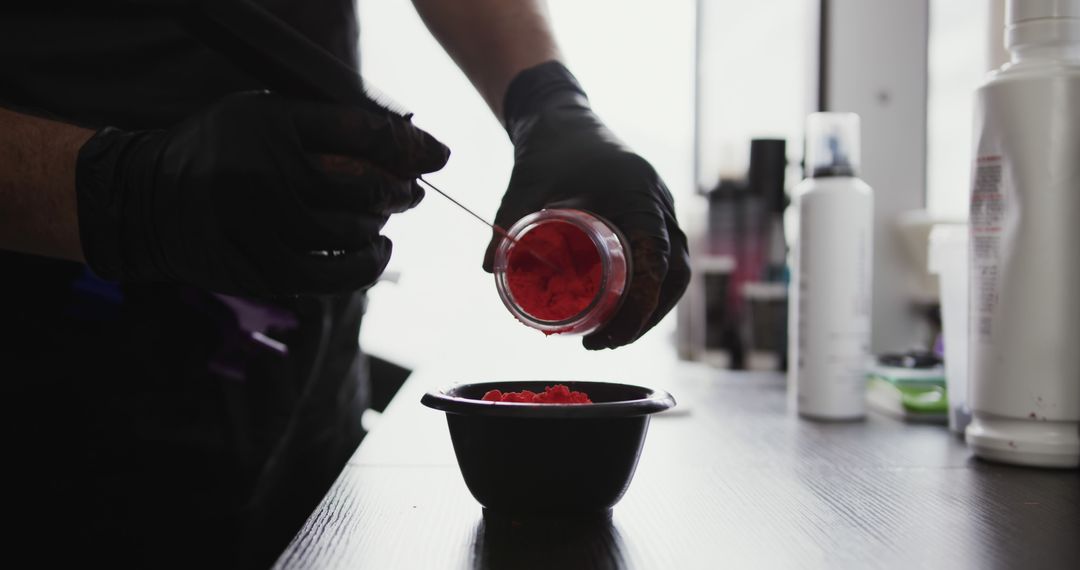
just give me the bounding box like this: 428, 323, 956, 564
421, 381, 675, 518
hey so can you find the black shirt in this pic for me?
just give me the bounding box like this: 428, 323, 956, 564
1, 0, 359, 128
0, 3, 369, 567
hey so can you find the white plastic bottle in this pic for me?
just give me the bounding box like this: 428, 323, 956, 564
789, 113, 874, 420
965, 0, 1080, 468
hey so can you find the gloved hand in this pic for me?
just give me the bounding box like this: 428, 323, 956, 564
484, 61, 690, 350
76, 90, 449, 297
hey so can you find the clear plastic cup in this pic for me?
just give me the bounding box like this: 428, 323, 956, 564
493, 208, 629, 335
928, 224, 970, 435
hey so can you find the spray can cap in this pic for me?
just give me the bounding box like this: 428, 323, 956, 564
805, 112, 860, 178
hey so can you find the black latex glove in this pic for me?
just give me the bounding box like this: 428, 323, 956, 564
76, 91, 449, 297
484, 61, 690, 350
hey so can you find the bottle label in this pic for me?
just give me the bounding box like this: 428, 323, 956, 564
968, 75, 1080, 422
970, 155, 1005, 343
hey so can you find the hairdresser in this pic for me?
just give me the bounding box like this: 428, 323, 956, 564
0, 0, 689, 567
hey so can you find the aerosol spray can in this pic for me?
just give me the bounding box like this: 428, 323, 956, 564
789, 112, 874, 420
965, 0, 1080, 468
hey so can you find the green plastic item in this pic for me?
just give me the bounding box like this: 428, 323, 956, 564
866, 365, 948, 422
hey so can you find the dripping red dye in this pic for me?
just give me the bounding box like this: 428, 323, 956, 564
481, 384, 593, 404
506, 221, 601, 322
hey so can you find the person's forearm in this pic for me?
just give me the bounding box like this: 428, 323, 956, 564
0, 106, 92, 261
411, 0, 561, 121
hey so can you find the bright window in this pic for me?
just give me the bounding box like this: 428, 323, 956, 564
926, 0, 1003, 219
356, 0, 695, 371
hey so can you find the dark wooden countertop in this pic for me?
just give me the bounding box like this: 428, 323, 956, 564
275, 360, 1079, 569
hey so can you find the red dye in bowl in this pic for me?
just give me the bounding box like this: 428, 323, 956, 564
481, 384, 593, 404
506, 221, 602, 322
